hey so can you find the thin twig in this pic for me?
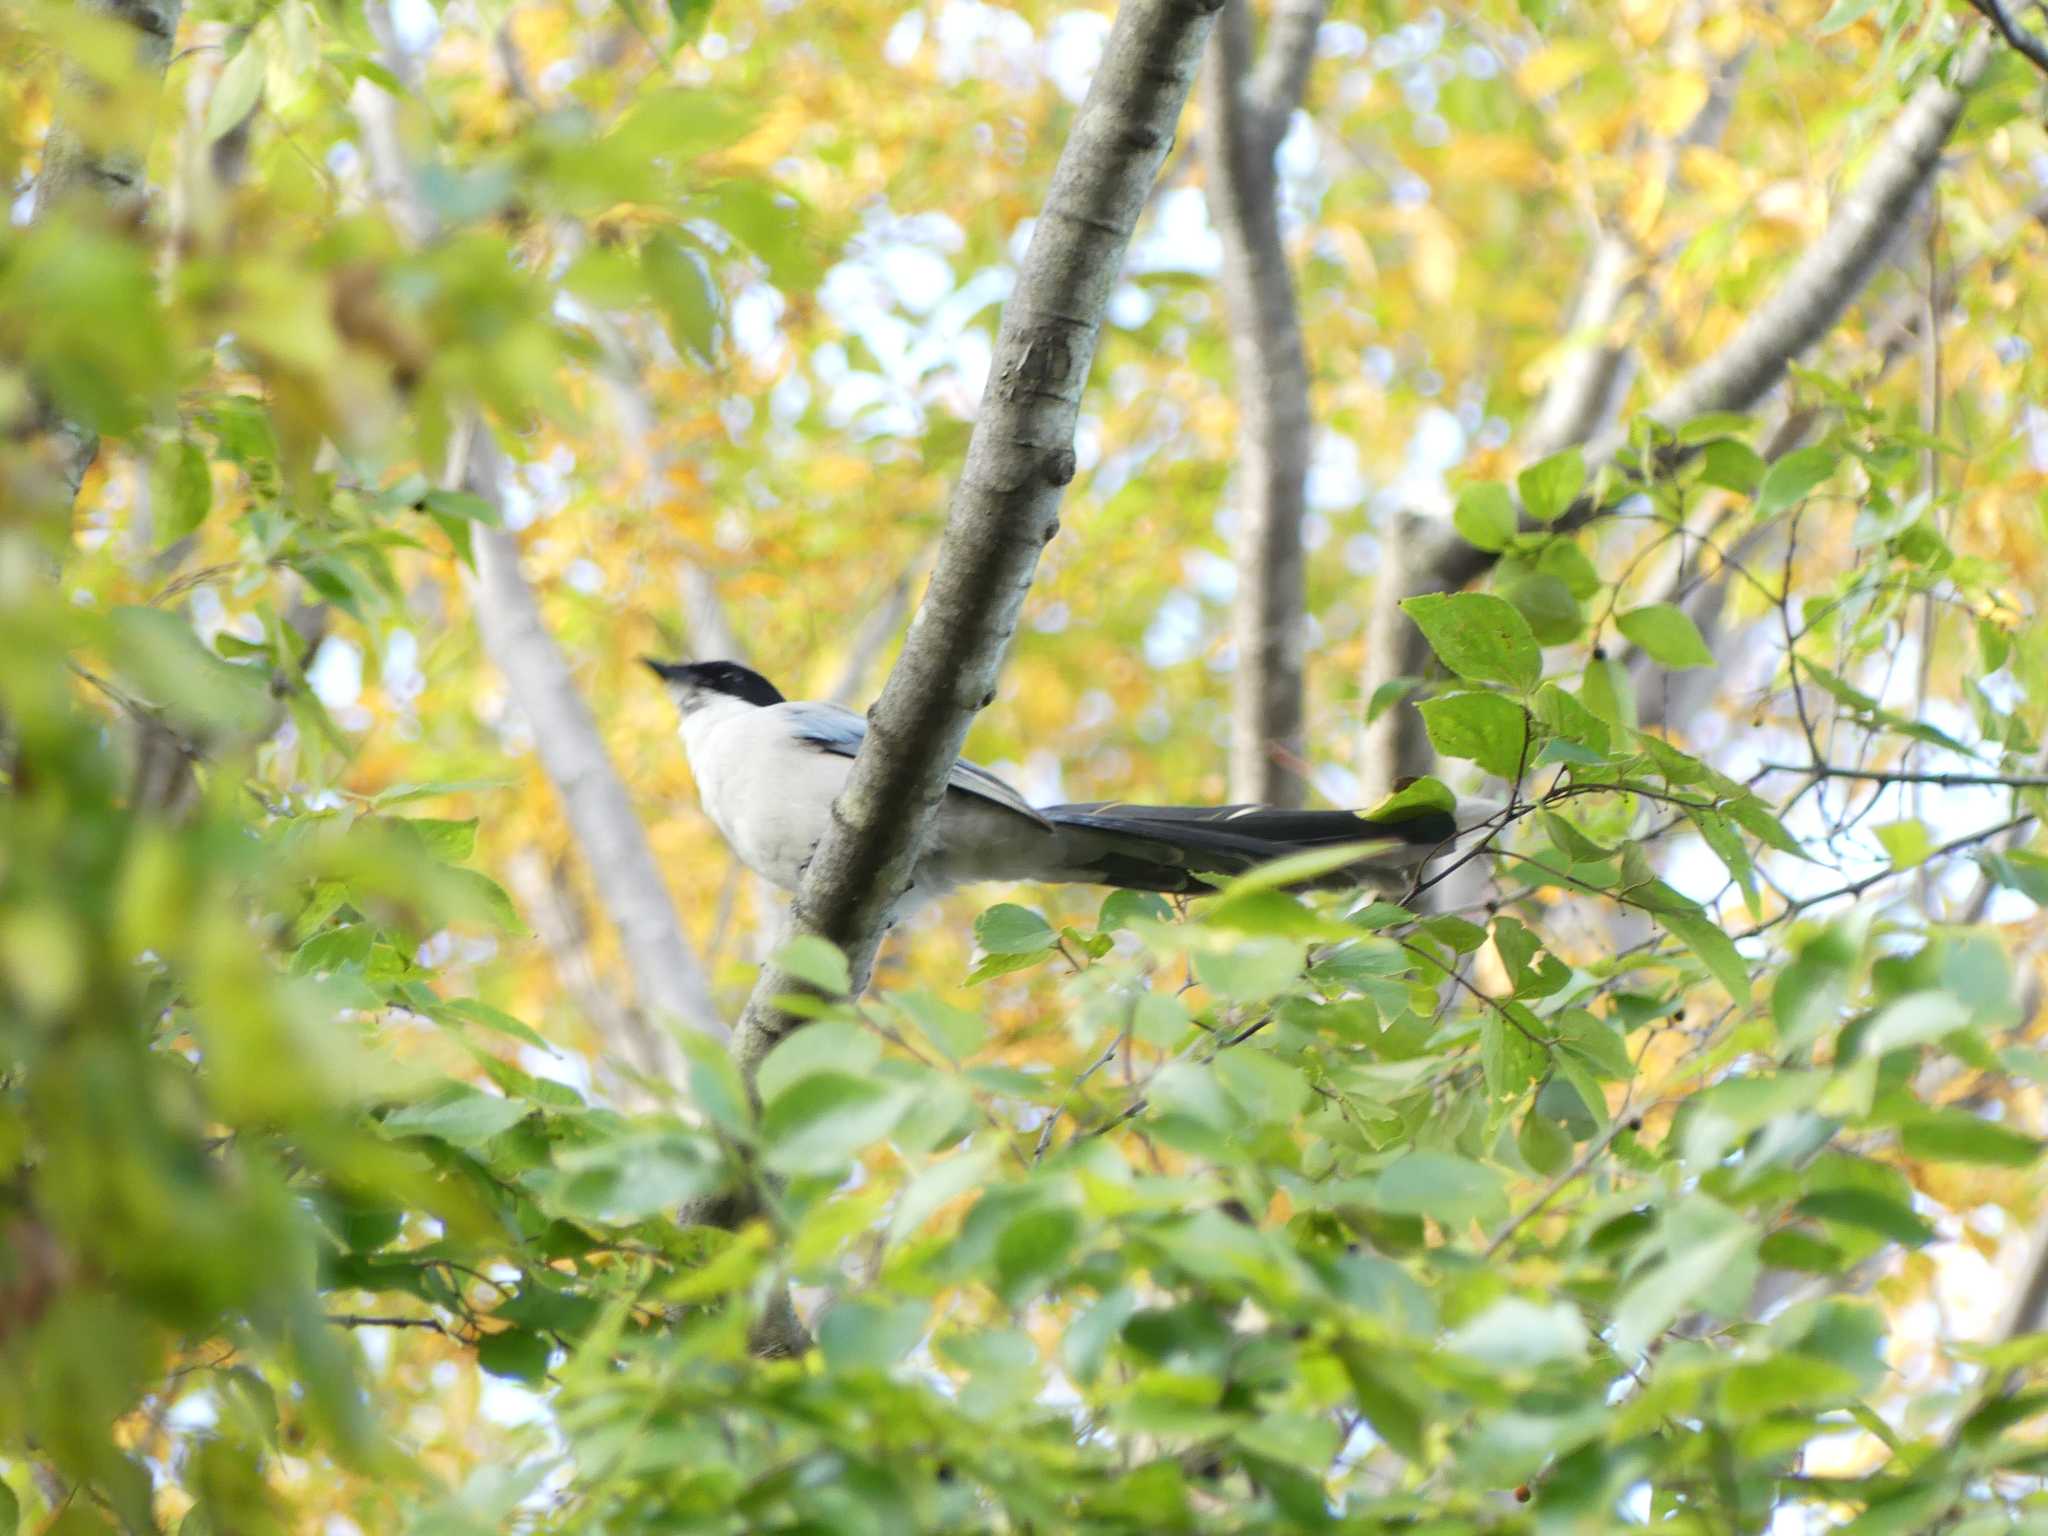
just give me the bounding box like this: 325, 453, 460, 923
1965, 0, 2048, 77
1757, 763, 2048, 789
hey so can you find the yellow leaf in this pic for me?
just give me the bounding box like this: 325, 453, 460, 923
1450, 135, 1554, 190
1624, 156, 1667, 243
1516, 40, 1603, 99
1645, 69, 1710, 138
1678, 145, 1748, 213
1410, 208, 1458, 306
1621, 0, 1676, 45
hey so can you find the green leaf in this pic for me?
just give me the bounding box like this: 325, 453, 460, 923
105, 605, 274, 739
818, 1298, 929, 1373
1532, 682, 1611, 755
435, 996, 557, 1053
889, 1144, 997, 1244
665, 0, 714, 38
1652, 910, 1753, 1001
966, 948, 1054, 985
1482, 1011, 1545, 1104
381, 1084, 528, 1147
678, 1029, 753, 1136
1447, 1298, 1587, 1368
1794, 1188, 1933, 1246
1697, 437, 1764, 493
1817, 0, 1882, 31
1755, 445, 1838, 518
1613, 1224, 1753, 1355
1690, 808, 1758, 917
1213, 1047, 1312, 1123
1334, 1343, 1427, 1461
1099, 889, 1172, 931
1721, 1355, 1861, 1416
1517, 446, 1586, 523
1399, 592, 1542, 691
1772, 928, 1854, 1050
1725, 792, 1806, 859
774, 934, 852, 994
207, 33, 267, 141
1502, 571, 1583, 645
439, 866, 527, 934
1491, 916, 1541, 991
760, 1071, 908, 1175
994, 1205, 1080, 1304
1062, 1288, 1138, 1385
1555, 1010, 1634, 1078
1193, 937, 1303, 1003
1759, 1227, 1847, 1273
896, 989, 987, 1061
1518, 1108, 1571, 1173
420, 489, 502, 526
1859, 992, 1970, 1057
1361, 774, 1458, 824
1579, 651, 1636, 729
0, 1474, 17, 1536
695, 180, 817, 288
368, 776, 516, 807
152, 436, 211, 543
1875, 823, 1933, 872
409, 817, 478, 862
1453, 481, 1517, 550
643, 231, 721, 364
756, 1019, 880, 1102
1899, 1110, 2042, 1167
1374, 1152, 1507, 1227
1615, 603, 1714, 670
1417, 691, 1532, 781
476, 1328, 552, 1384
976, 903, 1056, 955
1979, 850, 2048, 904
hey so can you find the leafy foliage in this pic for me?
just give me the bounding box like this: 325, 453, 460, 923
4, 0, 2048, 1531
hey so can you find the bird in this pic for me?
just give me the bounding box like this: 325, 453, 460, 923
644, 657, 1473, 913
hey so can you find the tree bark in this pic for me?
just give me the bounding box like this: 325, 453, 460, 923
1203, 0, 1324, 808
463, 440, 726, 1060
1358, 38, 1987, 799
723, 0, 1223, 1083
352, 10, 725, 1071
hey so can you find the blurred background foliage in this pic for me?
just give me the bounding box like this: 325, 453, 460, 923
5, 0, 2048, 1529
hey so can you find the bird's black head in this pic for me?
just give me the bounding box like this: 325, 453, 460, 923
642, 657, 786, 711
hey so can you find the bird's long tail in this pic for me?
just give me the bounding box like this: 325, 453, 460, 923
1037, 800, 1463, 895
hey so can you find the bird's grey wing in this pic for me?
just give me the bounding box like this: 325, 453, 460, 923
782, 702, 1051, 829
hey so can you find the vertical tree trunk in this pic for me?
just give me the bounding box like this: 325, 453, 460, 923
352, 12, 725, 1075
725, 0, 1222, 1079
1203, 0, 1323, 807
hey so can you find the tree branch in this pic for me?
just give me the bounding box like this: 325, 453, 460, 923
1241, 0, 1322, 147
1520, 45, 1748, 462
1359, 36, 1988, 797
1964, 0, 2048, 78
1203, 0, 1325, 806
351, 10, 725, 1067
723, 0, 1222, 1079
1759, 763, 2048, 789
464, 436, 725, 1056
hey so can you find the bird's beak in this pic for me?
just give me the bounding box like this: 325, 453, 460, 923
642, 656, 684, 682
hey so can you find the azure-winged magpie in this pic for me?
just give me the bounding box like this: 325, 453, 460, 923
645, 658, 1471, 910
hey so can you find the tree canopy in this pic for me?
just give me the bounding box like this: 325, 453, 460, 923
5, 0, 2048, 1531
